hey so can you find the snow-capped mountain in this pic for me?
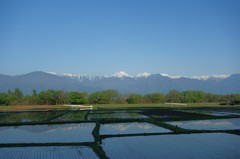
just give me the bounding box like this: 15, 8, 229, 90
112, 71, 131, 78
48, 71, 230, 81
47, 72, 105, 82
135, 72, 151, 78
160, 73, 230, 81
0, 71, 239, 94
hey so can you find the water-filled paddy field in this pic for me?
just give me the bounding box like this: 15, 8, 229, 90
166, 118, 240, 130
0, 123, 95, 144
102, 133, 240, 159
0, 106, 240, 158
100, 122, 172, 135
0, 146, 99, 159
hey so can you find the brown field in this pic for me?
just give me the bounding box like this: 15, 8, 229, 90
0, 105, 69, 112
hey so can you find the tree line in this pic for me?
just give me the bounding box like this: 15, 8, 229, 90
0, 88, 240, 106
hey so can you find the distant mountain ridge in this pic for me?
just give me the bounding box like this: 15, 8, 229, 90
47, 71, 231, 80
0, 71, 239, 95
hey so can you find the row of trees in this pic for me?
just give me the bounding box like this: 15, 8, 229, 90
0, 88, 240, 106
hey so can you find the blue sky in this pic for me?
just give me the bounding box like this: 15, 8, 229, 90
0, 0, 239, 76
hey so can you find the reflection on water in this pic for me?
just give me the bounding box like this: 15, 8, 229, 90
208, 111, 240, 116
89, 110, 142, 114
51, 111, 87, 122
88, 113, 148, 120
0, 123, 95, 143
112, 110, 143, 113
102, 133, 240, 159
0, 146, 99, 159
0, 112, 64, 123
166, 118, 240, 130
100, 122, 171, 135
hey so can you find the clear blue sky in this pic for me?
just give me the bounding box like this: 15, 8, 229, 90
0, 0, 239, 76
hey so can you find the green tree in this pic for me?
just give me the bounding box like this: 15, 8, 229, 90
38, 90, 56, 105
68, 92, 88, 104
38, 91, 48, 105
88, 90, 119, 104
54, 90, 67, 105
27, 89, 39, 105
182, 91, 206, 103
220, 94, 240, 105
101, 90, 119, 103
126, 94, 143, 104
166, 90, 183, 103
6, 90, 14, 105
144, 93, 165, 103
45, 90, 55, 105
233, 94, 240, 105
205, 93, 221, 103
0, 92, 10, 105
8, 88, 24, 105
45, 90, 66, 105
32, 89, 37, 97
88, 91, 106, 104
114, 94, 128, 104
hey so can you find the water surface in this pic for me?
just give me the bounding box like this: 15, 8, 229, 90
88, 113, 148, 120
166, 118, 240, 130
0, 123, 95, 143
100, 122, 171, 135
207, 111, 240, 116
102, 133, 240, 159
0, 146, 99, 159
51, 111, 87, 122
0, 112, 64, 123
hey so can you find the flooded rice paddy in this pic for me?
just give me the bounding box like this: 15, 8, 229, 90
0, 146, 99, 159
206, 111, 240, 116
51, 111, 87, 122
0, 107, 240, 158
0, 111, 65, 123
100, 122, 171, 135
88, 112, 148, 120
176, 108, 240, 117
0, 123, 95, 143
166, 118, 240, 130
102, 133, 240, 159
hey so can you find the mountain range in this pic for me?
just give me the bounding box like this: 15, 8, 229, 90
0, 71, 239, 94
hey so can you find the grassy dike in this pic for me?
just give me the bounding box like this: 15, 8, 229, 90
1, 103, 238, 112
92, 103, 223, 109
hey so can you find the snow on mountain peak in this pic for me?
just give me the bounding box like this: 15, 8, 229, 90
160, 74, 182, 79
47, 71, 230, 81
160, 74, 169, 77
61, 73, 81, 78
160, 73, 230, 80
47, 72, 61, 76
189, 75, 230, 80
112, 71, 131, 78
135, 72, 151, 78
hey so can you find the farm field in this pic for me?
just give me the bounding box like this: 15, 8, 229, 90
0, 146, 99, 159
0, 105, 240, 159
102, 133, 240, 159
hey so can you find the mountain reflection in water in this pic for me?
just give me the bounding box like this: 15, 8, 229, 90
100, 122, 171, 135
0, 123, 95, 143
167, 118, 240, 130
